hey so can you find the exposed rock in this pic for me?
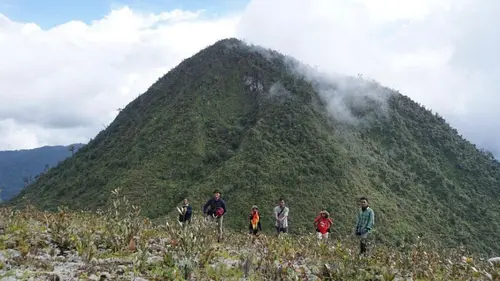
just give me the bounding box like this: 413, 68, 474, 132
99, 272, 111, 280
45, 273, 61, 281
488, 257, 500, 265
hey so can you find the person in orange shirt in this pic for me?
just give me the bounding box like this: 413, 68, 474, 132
314, 210, 333, 240
248, 205, 262, 236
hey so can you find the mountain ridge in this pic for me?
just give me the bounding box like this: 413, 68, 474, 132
0, 143, 85, 200
8, 38, 500, 255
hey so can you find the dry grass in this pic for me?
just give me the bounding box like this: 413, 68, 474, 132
0, 189, 499, 280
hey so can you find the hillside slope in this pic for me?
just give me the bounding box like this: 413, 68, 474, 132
0, 144, 84, 201
9, 38, 500, 255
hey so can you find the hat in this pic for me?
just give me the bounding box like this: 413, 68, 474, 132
320, 210, 330, 217
251, 205, 258, 209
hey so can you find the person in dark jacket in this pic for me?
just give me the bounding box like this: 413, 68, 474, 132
178, 198, 193, 226
202, 190, 226, 241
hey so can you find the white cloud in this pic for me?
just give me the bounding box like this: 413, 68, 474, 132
0, 7, 239, 150
0, 118, 95, 150
2, 0, 500, 157
236, 0, 500, 155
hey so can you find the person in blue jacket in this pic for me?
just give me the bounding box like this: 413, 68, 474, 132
203, 189, 226, 241
178, 198, 193, 226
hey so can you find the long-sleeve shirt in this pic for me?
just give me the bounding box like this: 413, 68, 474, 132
203, 198, 227, 215
355, 207, 375, 234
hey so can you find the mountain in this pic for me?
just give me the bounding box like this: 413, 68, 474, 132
8, 38, 500, 255
0, 144, 84, 201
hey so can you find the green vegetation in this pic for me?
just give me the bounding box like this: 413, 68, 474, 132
0, 144, 84, 201
7, 38, 500, 256
1, 191, 499, 280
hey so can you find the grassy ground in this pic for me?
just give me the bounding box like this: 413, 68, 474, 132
0, 189, 499, 280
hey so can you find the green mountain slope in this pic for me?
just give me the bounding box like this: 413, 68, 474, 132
0, 144, 84, 201
8, 38, 500, 255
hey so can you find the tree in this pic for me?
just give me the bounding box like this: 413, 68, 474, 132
68, 145, 75, 155
22, 175, 33, 187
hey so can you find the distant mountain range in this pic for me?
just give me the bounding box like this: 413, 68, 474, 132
0, 143, 85, 201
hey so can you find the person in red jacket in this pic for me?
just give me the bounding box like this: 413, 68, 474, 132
314, 210, 333, 240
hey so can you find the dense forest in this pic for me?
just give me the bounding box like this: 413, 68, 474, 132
8, 38, 500, 255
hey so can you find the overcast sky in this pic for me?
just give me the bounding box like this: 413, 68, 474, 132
1, 0, 499, 156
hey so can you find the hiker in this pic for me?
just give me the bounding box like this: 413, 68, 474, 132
248, 205, 262, 236
177, 198, 192, 226
355, 197, 375, 256
314, 210, 333, 240
202, 190, 227, 240
274, 198, 289, 235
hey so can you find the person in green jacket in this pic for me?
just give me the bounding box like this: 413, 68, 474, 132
355, 197, 375, 256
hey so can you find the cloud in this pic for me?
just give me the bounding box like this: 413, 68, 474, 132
0, 118, 95, 150
238, 41, 394, 127
0, 7, 239, 150
236, 0, 500, 156
2, 0, 500, 157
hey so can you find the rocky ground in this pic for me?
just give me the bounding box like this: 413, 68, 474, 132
0, 226, 327, 280
1, 192, 499, 280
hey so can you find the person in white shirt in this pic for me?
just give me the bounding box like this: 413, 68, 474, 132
274, 198, 289, 235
